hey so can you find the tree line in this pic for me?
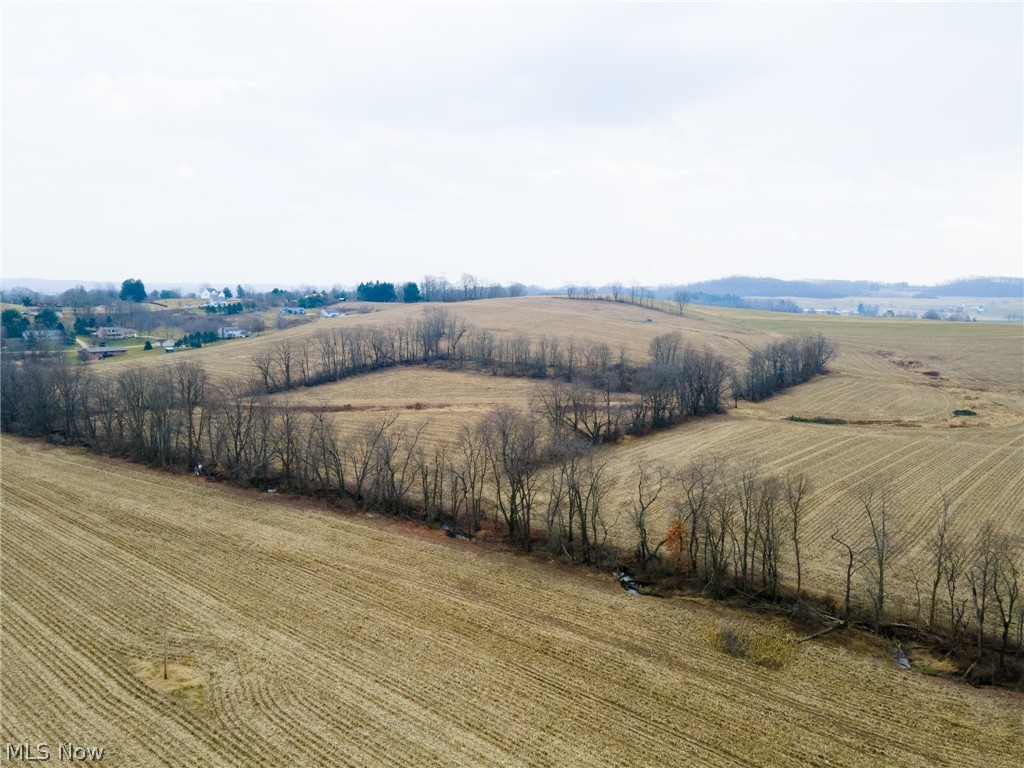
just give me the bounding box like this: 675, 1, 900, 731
248, 307, 833, 438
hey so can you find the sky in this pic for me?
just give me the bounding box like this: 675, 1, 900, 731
2, 2, 1021, 290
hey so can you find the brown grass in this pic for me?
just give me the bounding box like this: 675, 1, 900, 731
2, 436, 1022, 767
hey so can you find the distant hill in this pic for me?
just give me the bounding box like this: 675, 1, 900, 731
674, 276, 1021, 299
915, 277, 1024, 298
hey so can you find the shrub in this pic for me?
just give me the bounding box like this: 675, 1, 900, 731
785, 416, 847, 425
706, 619, 797, 669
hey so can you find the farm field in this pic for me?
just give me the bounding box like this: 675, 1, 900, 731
93, 297, 759, 384
595, 414, 1024, 606
93, 297, 1024, 393
2, 437, 1022, 768
85, 297, 1024, 608
267, 368, 559, 450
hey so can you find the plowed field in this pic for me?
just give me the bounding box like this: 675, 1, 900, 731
2, 438, 1021, 767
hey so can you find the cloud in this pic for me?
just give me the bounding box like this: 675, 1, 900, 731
3, 3, 1020, 286
70, 72, 253, 121
939, 215, 991, 233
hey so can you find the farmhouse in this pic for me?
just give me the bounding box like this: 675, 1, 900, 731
280, 307, 306, 316
319, 309, 345, 318
95, 326, 137, 340
218, 326, 251, 339
78, 346, 128, 361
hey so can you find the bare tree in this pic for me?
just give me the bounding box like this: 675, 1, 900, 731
270, 402, 304, 488
856, 479, 899, 629
349, 413, 399, 501
544, 462, 570, 555
629, 464, 665, 574
927, 493, 954, 629
785, 472, 810, 598
966, 521, 1000, 661
678, 457, 723, 575
417, 306, 449, 360
172, 360, 208, 467
457, 424, 488, 534
273, 340, 295, 390
942, 540, 969, 645
482, 407, 544, 551
416, 440, 447, 522
366, 422, 423, 513
700, 484, 735, 598
736, 462, 760, 589
831, 527, 868, 625
756, 476, 784, 599
672, 289, 690, 316
303, 408, 345, 496
992, 536, 1021, 668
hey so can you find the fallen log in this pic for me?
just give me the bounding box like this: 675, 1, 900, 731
797, 621, 844, 643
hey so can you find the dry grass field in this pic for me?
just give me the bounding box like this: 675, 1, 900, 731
2, 437, 1021, 767
86, 297, 1024, 608
268, 368, 558, 451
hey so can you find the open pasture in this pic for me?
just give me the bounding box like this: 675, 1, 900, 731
268, 367, 556, 453
275, 367, 548, 412
2, 437, 1021, 767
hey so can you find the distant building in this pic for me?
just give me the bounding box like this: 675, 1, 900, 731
279, 307, 306, 316
78, 346, 128, 361
319, 309, 345, 318
96, 326, 137, 340
22, 329, 65, 341
217, 326, 251, 339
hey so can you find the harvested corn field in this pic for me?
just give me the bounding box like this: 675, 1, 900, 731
2, 437, 1021, 767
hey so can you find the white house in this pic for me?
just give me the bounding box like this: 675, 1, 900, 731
279, 307, 306, 316
218, 326, 251, 339
319, 308, 345, 318
96, 326, 137, 340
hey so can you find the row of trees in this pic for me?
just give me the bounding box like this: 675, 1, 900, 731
249, 315, 832, 443
1, 308, 69, 340
628, 459, 811, 603
738, 333, 836, 402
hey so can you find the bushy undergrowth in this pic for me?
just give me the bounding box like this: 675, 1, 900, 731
707, 619, 797, 669
785, 416, 848, 425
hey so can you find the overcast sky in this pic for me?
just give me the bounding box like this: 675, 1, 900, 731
3, 2, 1021, 289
